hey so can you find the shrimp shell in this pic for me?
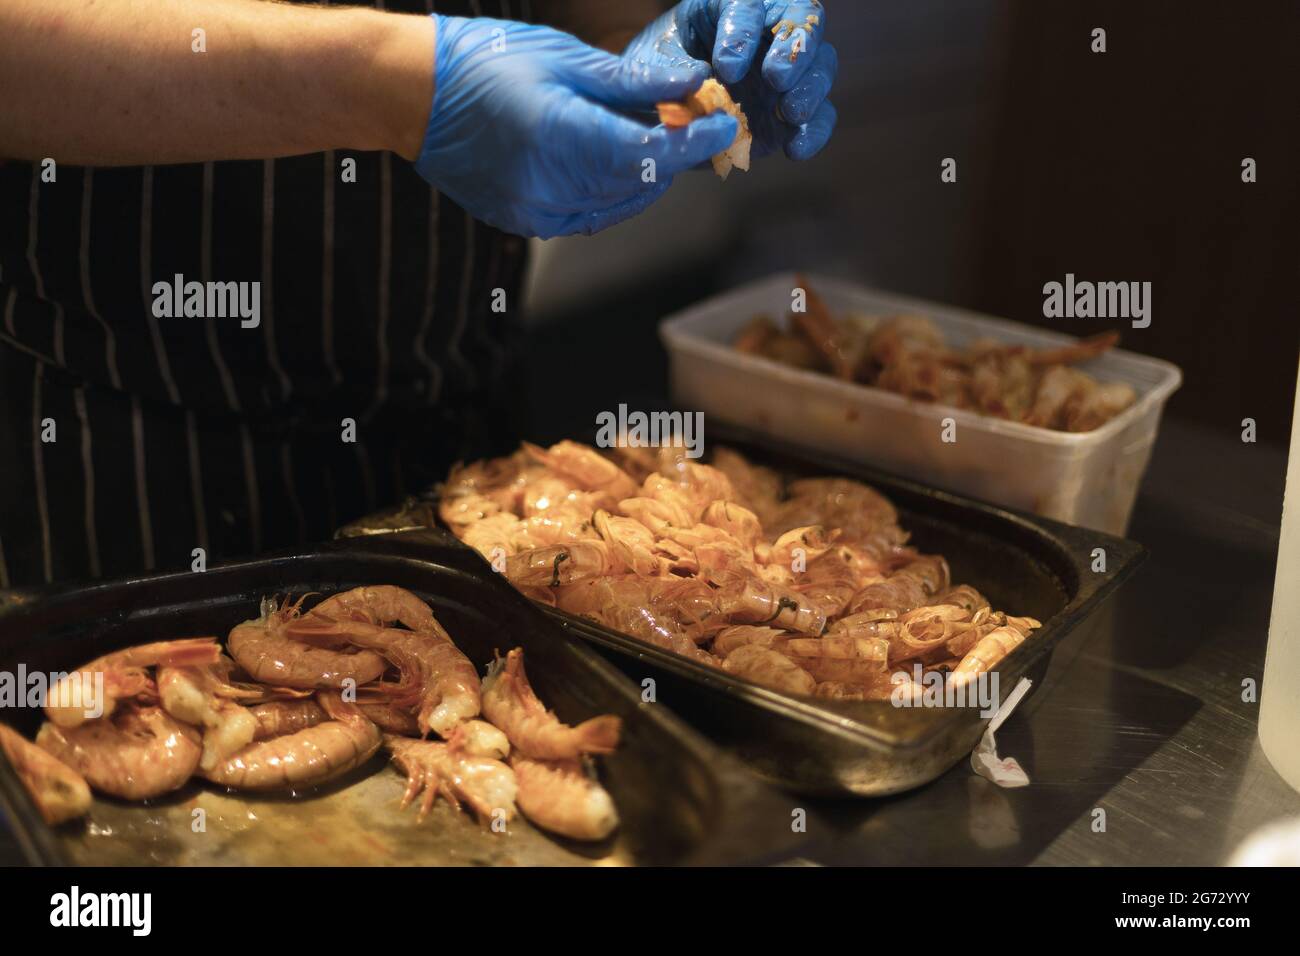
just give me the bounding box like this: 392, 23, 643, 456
723, 644, 816, 695
482, 649, 622, 760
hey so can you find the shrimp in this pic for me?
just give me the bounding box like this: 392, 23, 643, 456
1064, 381, 1135, 432
385, 735, 517, 825
791, 272, 862, 380
710, 447, 783, 524
287, 586, 481, 739
722, 644, 816, 695
505, 540, 621, 589
37, 705, 202, 801
0, 724, 92, 824
846, 555, 949, 617
201, 692, 380, 792
481, 649, 621, 760
616, 495, 693, 535
157, 665, 260, 772
712, 625, 790, 658
717, 574, 827, 635
227, 596, 387, 690
780, 634, 890, 683
700, 500, 763, 548
447, 720, 511, 760
247, 699, 328, 740
949, 626, 1027, 687
512, 756, 619, 842
1025, 365, 1093, 429
523, 440, 638, 501
45, 637, 221, 729
792, 549, 860, 618
593, 509, 667, 576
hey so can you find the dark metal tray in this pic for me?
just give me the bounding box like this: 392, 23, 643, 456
354, 429, 1146, 797
0, 534, 807, 866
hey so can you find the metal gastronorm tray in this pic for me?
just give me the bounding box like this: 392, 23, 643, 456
375, 428, 1146, 797
0, 534, 807, 866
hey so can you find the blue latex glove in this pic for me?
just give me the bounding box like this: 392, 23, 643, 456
415, 15, 739, 239
623, 0, 837, 162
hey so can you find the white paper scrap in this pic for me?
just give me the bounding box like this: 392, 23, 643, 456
971, 677, 1033, 788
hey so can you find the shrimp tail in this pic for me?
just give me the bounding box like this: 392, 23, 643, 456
153, 638, 224, 667
573, 715, 622, 755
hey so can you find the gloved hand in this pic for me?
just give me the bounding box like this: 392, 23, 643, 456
623, 0, 837, 162
415, 15, 739, 239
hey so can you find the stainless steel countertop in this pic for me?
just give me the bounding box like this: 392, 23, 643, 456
808, 418, 1299, 865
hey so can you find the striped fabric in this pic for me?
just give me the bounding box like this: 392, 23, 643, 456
0, 0, 530, 586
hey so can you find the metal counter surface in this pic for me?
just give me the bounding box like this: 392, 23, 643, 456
803, 418, 1298, 865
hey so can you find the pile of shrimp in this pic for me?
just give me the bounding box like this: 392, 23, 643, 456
441, 440, 1042, 699
0, 585, 621, 844
733, 276, 1137, 432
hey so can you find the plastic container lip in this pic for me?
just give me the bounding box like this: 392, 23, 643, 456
659, 272, 1185, 448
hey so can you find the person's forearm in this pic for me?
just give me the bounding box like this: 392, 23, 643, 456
530, 0, 666, 52
0, 0, 434, 165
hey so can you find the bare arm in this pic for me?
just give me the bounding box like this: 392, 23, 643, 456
0, 0, 434, 165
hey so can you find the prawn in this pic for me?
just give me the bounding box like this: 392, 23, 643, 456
0, 723, 92, 825
201, 692, 380, 792
247, 699, 328, 739
287, 586, 481, 739
37, 705, 202, 801
157, 664, 260, 772
45, 637, 221, 729
523, 440, 638, 502
227, 596, 387, 690
949, 626, 1027, 687
722, 644, 815, 695
385, 735, 517, 825
481, 649, 621, 760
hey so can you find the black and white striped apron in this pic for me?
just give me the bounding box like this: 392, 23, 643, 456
0, 0, 533, 586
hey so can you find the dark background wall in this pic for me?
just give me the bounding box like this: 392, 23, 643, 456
524, 0, 1298, 447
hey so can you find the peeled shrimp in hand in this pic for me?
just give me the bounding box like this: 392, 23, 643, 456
513, 756, 619, 842
37, 705, 202, 801
202, 691, 380, 792
0, 724, 92, 824
385, 735, 517, 825
482, 649, 621, 760
287, 586, 481, 738
45, 637, 221, 729
228, 597, 387, 690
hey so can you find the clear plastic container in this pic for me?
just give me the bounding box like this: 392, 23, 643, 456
660, 272, 1183, 534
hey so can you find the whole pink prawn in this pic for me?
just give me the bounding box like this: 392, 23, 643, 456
286, 586, 481, 738
481, 648, 621, 760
